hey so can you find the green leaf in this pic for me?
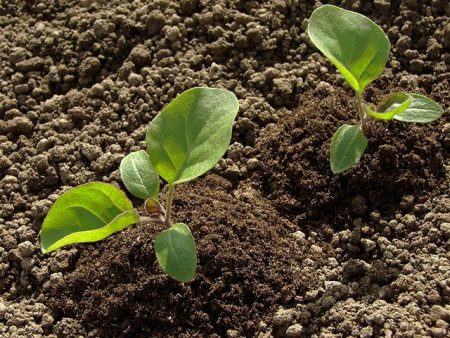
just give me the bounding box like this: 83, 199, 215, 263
330, 124, 368, 174
308, 5, 390, 93
40, 182, 139, 253
120, 150, 159, 200
394, 93, 444, 123
155, 222, 197, 282
146, 87, 239, 185
366, 92, 412, 120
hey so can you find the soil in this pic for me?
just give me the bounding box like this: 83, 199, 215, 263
0, 0, 449, 338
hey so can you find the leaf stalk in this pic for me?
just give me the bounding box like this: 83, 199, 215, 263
357, 92, 367, 132
165, 184, 175, 227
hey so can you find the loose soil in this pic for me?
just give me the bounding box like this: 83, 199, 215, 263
1, 0, 449, 337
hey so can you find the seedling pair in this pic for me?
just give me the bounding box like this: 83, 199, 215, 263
308, 5, 444, 173
40, 87, 239, 282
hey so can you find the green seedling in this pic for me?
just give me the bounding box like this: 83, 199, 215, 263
308, 5, 444, 174
40, 87, 239, 282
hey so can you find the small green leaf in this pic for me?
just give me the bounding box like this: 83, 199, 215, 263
330, 124, 368, 174
120, 150, 159, 200
308, 5, 390, 93
41, 182, 139, 253
146, 87, 239, 185
366, 92, 412, 120
155, 223, 197, 282
394, 93, 444, 123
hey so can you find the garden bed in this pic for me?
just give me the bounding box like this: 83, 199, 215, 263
1, 0, 449, 337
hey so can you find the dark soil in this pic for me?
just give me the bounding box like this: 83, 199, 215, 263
1, 0, 449, 337
47, 175, 323, 337
256, 85, 448, 226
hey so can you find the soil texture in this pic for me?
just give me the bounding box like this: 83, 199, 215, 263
1, 0, 449, 337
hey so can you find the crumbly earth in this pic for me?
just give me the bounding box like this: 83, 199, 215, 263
0, 0, 449, 337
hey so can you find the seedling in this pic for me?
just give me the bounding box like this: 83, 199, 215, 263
40, 87, 239, 282
308, 5, 444, 173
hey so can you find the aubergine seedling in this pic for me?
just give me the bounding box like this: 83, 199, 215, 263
307, 5, 444, 174
40, 87, 239, 282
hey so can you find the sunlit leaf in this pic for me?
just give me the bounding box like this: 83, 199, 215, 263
394, 93, 444, 123
146, 87, 238, 185
41, 182, 139, 253
366, 92, 412, 120
120, 150, 159, 200
308, 5, 390, 93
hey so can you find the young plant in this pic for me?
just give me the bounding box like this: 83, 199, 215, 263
307, 5, 444, 174
40, 87, 239, 282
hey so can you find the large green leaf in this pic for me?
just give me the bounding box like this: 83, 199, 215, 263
308, 5, 390, 93
120, 150, 159, 200
330, 124, 368, 174
366, 92, 412, 120
394, 93, 444, 123
155, 222, 197, 282
146, 87, 239, 185
41, 182, 139, 253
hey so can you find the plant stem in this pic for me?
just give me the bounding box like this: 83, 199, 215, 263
356, 92, 366, 132
165, 184, 175, 227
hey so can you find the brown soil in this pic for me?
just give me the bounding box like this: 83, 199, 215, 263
47, 175, 323, 337
256, 85, 448, 226
1, 0, 450, 337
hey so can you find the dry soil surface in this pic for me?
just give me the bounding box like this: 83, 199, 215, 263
0, 0, 450, 337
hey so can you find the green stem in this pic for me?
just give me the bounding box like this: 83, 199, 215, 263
165, 184, 175, 227
357, 92, 366, 132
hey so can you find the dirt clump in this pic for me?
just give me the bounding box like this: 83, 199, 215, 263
45, 175, 323, 337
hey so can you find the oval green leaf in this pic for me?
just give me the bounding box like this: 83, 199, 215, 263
146, 87, 239, 185
155, 222, 197, 282
308, 5, 390, 93
330, 124, 368, 174
120, 150, 159, 200
393, 93, 444, 123
366, 92, 412, 120
40, 182, 139, 253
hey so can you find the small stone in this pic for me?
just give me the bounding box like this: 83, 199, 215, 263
440, 223, 450, 239
273, 308, 295, 326
6, 116, 33, 135
443, 23, 450, 49
443, 124, 450, 148
18, 241, 34, 257
41, 313, 54, 328
20, 257, 34, 271
247, 158, 260, 170
396, 36, 411, 54
361, 239, 376, 252
49, 272, 64, 288
373, 0, 390, 13
15, 57, 45, 72
8, 47, 28, 65
91, 83, 104, 97
292, 231, 306, 242
273, 78, 292, 97
286, 324, 303, 337
129, 45, 151, 66
430, 305, 450, 321
93, 19, 113, 38
315, 81, 333, 96
147, 10, 166, 35
430, 327, 446, 338
310, 245, 323, 254
79, 57, 101, 79
14, 84, 29, 95
165, 26, 180, 42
